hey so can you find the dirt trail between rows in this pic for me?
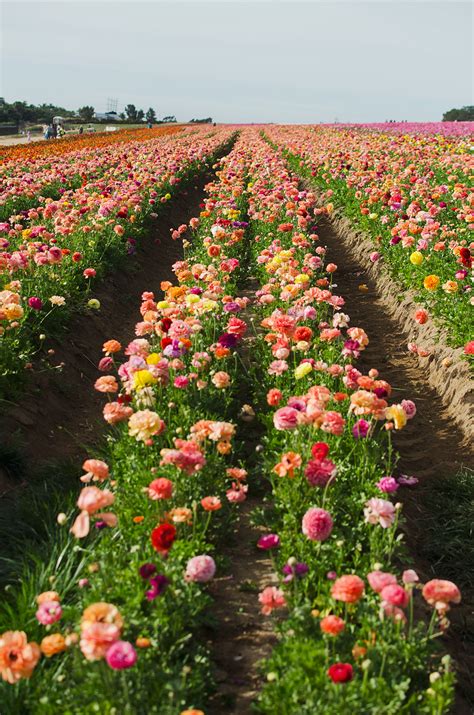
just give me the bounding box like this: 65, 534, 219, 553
318, 216, 474, 712
0, 175, 212, 489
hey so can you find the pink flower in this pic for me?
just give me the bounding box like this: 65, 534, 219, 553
304, 458, 336, 487
106, 640, 137, 670
258, 586, 286, 615
36, 601, 62, 626
302, 507, 333, 541
367, 571, 397, 593
185, 555, 216, 583
364, 498, 396, 528
226, 483, 248, 503
377, 476, 399, 493
320, 411, 345, 436
268, 359, 288, 376
380, 584, 410, 608
402, 569, 419, 585
401, 399, 416, 419
98, 357, 113, 372
83, 268, 96, 279
28, 296, 42, 310
273, 406, 300, 430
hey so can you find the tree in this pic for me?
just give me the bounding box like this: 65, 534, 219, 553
162, 115, 177, 123
442, 105, 474, 122
78, 105, 95, 122
145, 107, 157, 124
125, 104, 138, 122
136, 109, 145, 122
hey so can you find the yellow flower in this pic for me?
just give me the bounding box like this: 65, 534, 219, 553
294, 362, 313, 380
385, 405, 407, 430
409, 251, 424, 266
295, 274, 310, 284
133, 370, 157, 389
146, 353, 161, 365
157, 301, 169, 309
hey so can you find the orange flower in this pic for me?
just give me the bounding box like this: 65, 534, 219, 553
37, 590, 60, 605
166, 507, 193, 524
102, 339, 121, 354
423, 274, 440, 291
320, 615, 345, 636
273, 451, 302, 478
81, 602, 123, 630
0, 631, 41, 683
133, 515, 145, 523
136, 637, 151, 648
40, 634, 66, 657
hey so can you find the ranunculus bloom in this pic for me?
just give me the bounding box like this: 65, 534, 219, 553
128, 410, 165, 442
257, 534, 280, 550
36, 601, 62, 626
327, 662, 353, 683
212, 371, 231, 389
422, 579, 461, 612
151, 523, 177, 553
106, 640, 137, 670
320, 615, 345, 636
40, 633, 66, 657
377, 476, 399, 493
267, 388, 283, 406
146, 574, 169, 600
201, 496, 222, 511
302, 507, 333, 541
258, 586, 286, 615
185, 555, 216, 583
80, 623, 121, 661
82, 459, 109, 483
367, 570, 397, 593
381, 584, 410, 608
0, 631, 41, 683
94, 375, 118, 393
331, 575, 365, 603
146, 477, 173, 500
273, 406, 300, 430
364, 498, 396, 528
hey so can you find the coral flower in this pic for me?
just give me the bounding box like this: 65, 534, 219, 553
0, 631, 41, 683
94, 375, 118, 393
201, 496, 222, 511
320, 615, 345, 636
128, 409, 165, 442
258, 586, 286, 615
146, 477, 173, 500
331, 575, 365, 603
422, 579, 461, 612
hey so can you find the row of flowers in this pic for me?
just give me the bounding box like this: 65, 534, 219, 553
264, 125, 473, 355
0, 126, 182, 222
0, 127, 235, 394
238, 130, 460, 713
0, 134, 254, 713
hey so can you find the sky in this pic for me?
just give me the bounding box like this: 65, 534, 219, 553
1, 0, 472, 123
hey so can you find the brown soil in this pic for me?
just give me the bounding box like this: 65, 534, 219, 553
0, 175, 212, 490
207, 497, 278, 715
317, 215, 474, 713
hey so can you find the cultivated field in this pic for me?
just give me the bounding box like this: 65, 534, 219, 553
0, 123, 472, 715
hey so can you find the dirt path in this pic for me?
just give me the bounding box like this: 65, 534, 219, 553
317, 215, 474, 712
0, 175, 212, 487
207, 496, 278, 714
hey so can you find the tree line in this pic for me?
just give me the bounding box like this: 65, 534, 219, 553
442, 105, 474, 122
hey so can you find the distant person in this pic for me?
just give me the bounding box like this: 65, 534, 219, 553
27, 130, 31, 143
79, 126, 84, 134
148, 122, 152, 129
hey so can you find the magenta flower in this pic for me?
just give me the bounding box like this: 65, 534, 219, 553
352, 419, 370, 439
106, 641, 137, 670
28, 296, 43, 310
146, 574, 169, 600
36, 601, 62, 625
377, 476, 399, 493
257, 534, 280, 550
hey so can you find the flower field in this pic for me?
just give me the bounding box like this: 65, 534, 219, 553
0, 126, 470, 714
265, 125, 474, 354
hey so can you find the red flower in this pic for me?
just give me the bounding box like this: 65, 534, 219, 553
161, 318, 172, 333
151, 523, 177, 553
311, 442, 329, 460
161, 337, 172, 349
327, 663, 353, 683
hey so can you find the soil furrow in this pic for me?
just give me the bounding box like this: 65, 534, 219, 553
317, 215, 474, 712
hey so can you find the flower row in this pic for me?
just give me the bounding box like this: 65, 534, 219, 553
265, 125, 473, 354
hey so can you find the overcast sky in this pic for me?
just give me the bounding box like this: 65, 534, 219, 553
1, 0, 472, 123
